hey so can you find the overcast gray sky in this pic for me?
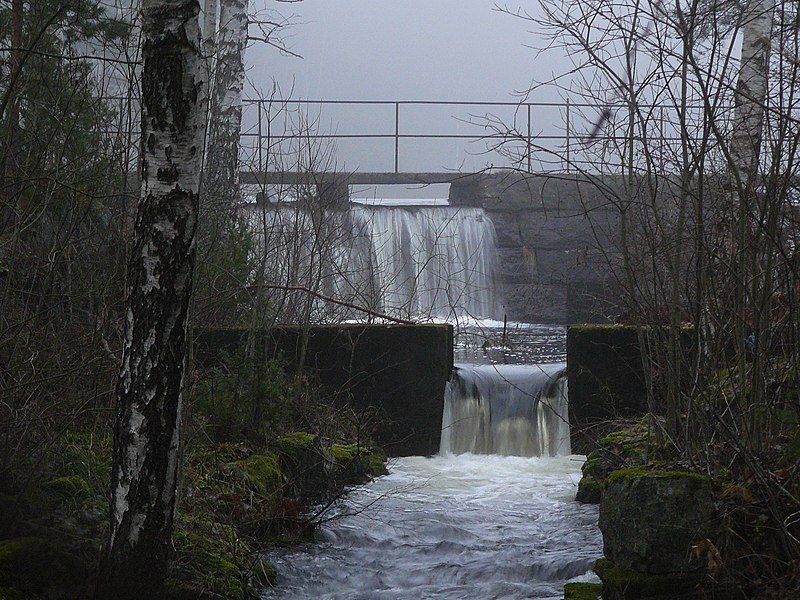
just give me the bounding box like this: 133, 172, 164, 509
247, 1, 547, 101
242, 1, 576, 179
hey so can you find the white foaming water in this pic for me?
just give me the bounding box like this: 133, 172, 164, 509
441, 363, 571, 457
262, 454, 601, 600
245, 204, 501, 321
352, 205, 501, 320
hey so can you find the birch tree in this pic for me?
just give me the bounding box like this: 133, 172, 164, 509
205, 0, 249, 205
730, 0, 775, 186
96, 0, 203, 597
728, 0, 775, 446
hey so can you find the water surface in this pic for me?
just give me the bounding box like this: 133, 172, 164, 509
263, 454, 601, 599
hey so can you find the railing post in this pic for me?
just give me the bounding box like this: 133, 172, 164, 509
394, 102, 400, 173
527, 103, 532, 173
660, 105, 665, 167
257, 100, 263, 173
566, 97, 571, 172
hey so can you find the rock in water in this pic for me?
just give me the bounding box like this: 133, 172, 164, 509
599, 469, 714, 574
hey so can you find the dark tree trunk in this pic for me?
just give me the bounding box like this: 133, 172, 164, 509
95, 1, 203, 598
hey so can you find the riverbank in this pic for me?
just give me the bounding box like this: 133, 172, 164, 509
570, 416, 800, 599
0, 427, 387, 599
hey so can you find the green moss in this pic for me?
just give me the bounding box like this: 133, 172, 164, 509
598, 429, 653, 452
594, 559, 701, 598
43, 475, 92, 502
331, 444, 388, 479
563, 581, 603, 599
604, 467, 710, 487
575, 476, 603, 503
231, 454, 283, 496
277, 432, 316, 451
582, 452, 604, 478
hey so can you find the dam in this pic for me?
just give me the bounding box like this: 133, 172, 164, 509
245, 170, 621, 325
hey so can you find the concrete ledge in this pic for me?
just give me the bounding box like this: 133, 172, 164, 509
566, 325, 647, 452
195, 324, 454, 457
241, 171, 480, 186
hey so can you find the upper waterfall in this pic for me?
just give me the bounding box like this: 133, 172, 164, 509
245, 202, 502, 322
350, 205, 501, 320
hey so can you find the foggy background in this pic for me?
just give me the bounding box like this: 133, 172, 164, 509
242, 1, 578, 196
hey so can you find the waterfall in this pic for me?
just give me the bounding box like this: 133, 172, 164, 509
350, 206, 501, 320
440, 363, 571, 457
245, 203, 502, 321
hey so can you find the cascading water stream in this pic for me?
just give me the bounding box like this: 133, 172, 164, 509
441, 363, 571, 457
247, 200, 603, 598
244, 203, 502, 321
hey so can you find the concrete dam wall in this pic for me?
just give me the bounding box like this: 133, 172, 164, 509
449, 171, 621, 324
195, 324, 454, 457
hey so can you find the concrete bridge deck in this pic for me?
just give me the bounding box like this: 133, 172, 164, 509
240, 171, 481, 186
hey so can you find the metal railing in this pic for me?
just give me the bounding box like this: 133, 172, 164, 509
238, 98, 730, 174
100, 96, 732, 174
241, 99, 581, 173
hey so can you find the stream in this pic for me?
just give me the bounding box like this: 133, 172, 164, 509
263, 324, 603, 599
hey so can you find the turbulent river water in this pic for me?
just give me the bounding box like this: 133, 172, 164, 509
263, 324, 603, 599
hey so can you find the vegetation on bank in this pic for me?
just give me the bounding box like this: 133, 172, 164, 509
571, 409, 800, 598
0, 356, 388, 599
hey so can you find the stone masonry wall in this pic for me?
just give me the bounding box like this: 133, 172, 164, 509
449, 170, 623, 324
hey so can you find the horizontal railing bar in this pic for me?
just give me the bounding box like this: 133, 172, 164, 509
241, 133, 701, 142
95, 94, 732, 111
241, 98, 733, 110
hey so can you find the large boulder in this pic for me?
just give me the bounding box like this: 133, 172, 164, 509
575, 424, 660, 504
275, 432, 335, 503
599, 469, 714, 574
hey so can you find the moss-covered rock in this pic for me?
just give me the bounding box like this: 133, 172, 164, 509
275, 432, 334, 503
599, 469, 714, 574
575, 476, 603, 504
574, 424, 662, 504
597, 428, 654, 459
331, 443, 388, 484
43, 475, 92, 503
277, 431, 316, 451
593, 558, 702, 599
230, 454, 283, 496
564, 581, 603, 599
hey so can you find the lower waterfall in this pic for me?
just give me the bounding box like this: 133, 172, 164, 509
262, 326, 603, 599
440, 363, 571, 457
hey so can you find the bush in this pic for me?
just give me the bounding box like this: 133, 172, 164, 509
191, 351, 300, 442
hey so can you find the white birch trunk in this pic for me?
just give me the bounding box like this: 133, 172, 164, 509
97, 0, 203, 597
201, 0, 219, 165
731, 0, 775, 185
203, 0, 219, 51
206, 0, 248, 205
